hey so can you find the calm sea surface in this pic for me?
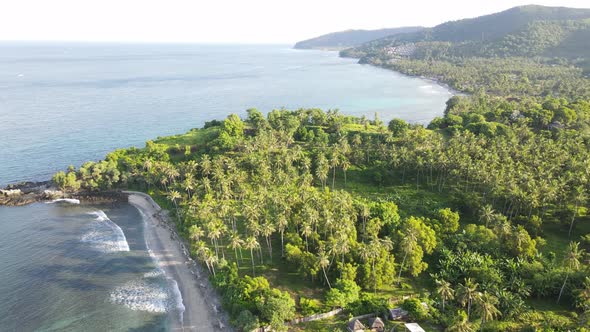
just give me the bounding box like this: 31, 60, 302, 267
0, 43, 450, 331
0, 42, 450, 186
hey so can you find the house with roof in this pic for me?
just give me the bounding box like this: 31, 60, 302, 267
347, 319, 367, 332
368, 317, 385, 331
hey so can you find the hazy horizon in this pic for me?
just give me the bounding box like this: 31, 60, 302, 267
1, 1, 589, 44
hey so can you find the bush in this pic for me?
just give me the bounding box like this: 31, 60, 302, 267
401, 298, 429, 321
325, 279, 360, 309
299, 297, 321, 316
348, 294, 388, 317
235, 310, 259, 332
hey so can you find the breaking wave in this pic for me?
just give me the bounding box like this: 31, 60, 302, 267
81, 210, 130, 252
47, 198, 80, 204
109, 207, 185, 321
110, 278, 170, 313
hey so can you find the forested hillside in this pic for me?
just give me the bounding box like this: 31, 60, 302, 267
293, 27, 423, 50
341, 5, 590, 99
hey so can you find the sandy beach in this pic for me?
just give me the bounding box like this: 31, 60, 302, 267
125, 191, 232, 332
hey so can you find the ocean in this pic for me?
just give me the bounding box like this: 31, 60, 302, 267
0, 201, 181, 331
0, 43, 451, 331
0, 42, 450, 187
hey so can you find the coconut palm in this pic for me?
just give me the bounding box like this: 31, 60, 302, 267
244, 236, 260, 276
341, 158, 351, 188
458, 278, 481, 319
167, 190, 182, 218
228, 231, 243, 267
260, 222, 275, 261
188, 225, 204, 243
277, 214, 289, 257
206, 218, 226, 259
557, 242, 586, 303
436, 278, 455, 312
479, 205, 495, 227
318, 249, 332, 289
397, 229, 418, 282
301, 222, 313, 251
569, 186, 587, 238
446, 310, 474, 332
475, 291, 501, 330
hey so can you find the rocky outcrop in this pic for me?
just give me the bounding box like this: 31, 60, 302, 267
0, 181, 126, 206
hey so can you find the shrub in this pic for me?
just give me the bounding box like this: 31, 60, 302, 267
299, 297, 321, 316
401, 298, 429, 321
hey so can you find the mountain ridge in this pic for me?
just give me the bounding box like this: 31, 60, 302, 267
293, 27, 424, 50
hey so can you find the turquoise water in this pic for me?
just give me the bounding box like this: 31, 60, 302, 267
0, 42, 451, 186
0, 43, 451, 330
0, 201, 181, 331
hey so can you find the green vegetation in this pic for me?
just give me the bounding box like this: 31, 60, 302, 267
341, 5, 590, 99
55, 102, 590, 330
47, 7, 590, 331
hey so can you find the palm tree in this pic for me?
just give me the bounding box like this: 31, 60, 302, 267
479, 205, 495, 227
301, 222, 313, 251
568, 186, 587, 238
182, 177, 194, 199
206, 219, 226, 259
397, 230, 418, 282
557, 242, 586, 303
244, 236, 260, 276
260, 222, 275, 261
228, 231, 243, 267
436, 279, 455, 312
315, 154, 329, 189
475, 291, 501, 330
458, 278, 481, 319
318, 249, 332, 289
188, 225, 204, 243
204, 250, 218, 276
329, 150, 340, 190
167, 190, 182, 218
277, 214, 289, 257
446, 310, 474, 332
341, 158, 351, 188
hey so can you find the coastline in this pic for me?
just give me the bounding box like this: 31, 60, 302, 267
125, 191, 232, 331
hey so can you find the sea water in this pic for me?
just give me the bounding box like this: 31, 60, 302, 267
0, 42, 451, 186
0, 201, 182, 331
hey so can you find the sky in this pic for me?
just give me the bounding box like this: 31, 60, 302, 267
1, 0, 589, 44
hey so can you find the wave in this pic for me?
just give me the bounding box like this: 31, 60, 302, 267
47, 198, 80, 204
110, 279, 169, 313
139, 208, 185, 322
81, 210, 130, 253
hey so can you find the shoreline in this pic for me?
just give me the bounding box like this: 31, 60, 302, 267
125, 191, 232, 332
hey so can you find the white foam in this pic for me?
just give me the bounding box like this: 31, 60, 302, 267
110, 279, 169, 313
81, 210, 130, 252
137, 208, 186, 323
47, 198, 80, 204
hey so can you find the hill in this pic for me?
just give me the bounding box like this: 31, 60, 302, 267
293, 27, 423, 50
344, 5, 590, 55
340, 5, 590, 98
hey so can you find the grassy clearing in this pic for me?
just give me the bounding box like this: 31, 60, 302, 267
154, 127, 219, 147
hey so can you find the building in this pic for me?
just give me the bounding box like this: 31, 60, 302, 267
368, 317, 385, 332
388, 307, 409, 320
347, 319, 366, 332
403, 323, 426, 332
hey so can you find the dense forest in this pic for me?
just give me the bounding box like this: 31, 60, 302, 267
53, 98, 590, 330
